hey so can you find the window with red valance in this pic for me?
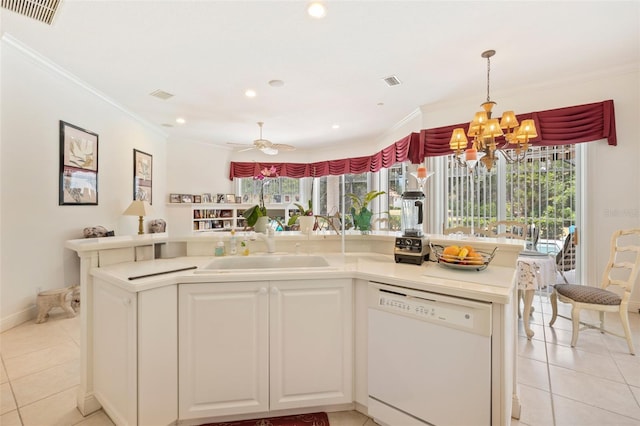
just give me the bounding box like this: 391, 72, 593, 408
229, 100, 616, 180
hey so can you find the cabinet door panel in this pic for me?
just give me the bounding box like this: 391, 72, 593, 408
270, 279, 353, 410
179, 282, 269, 419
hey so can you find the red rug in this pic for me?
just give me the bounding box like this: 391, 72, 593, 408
201, 412, 329, 426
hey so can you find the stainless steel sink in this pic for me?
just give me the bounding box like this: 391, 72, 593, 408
197, 255, 331, 272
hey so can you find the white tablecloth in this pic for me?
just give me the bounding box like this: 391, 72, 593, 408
517, 253, 557, 291
516, 253, 556, 339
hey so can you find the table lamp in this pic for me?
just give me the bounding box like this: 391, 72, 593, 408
123, 200, 153, 235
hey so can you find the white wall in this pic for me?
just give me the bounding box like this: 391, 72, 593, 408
0, 38, 167, 330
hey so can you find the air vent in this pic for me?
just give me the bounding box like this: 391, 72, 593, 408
150, 90, 174, 100
382, 75, 402, 87
1, 0, 61, 25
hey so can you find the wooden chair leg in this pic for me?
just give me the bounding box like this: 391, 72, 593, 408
549, 290, 558, 326
619, 309, 636, 355
570, 305, 581, 347
599, 311, 605, 334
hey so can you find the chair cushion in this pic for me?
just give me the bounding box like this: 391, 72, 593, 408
554, 284, 621, 305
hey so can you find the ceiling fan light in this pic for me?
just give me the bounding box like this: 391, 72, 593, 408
262, 147, 278, 155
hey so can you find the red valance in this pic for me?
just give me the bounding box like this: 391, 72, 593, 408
229, 132, 419, 179
420, 99, 616, 157
229, 100, 616, 179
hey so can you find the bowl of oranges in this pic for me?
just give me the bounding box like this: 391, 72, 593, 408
430, 243, 497, 271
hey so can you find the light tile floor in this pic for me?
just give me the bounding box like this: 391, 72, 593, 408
1, 286, 639, 426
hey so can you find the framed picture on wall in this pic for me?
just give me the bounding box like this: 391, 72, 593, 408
59, 121, 99, 205
133, 149, 152, 204
169, 193, 182, 203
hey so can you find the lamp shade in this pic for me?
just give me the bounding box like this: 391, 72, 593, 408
449, 128, 468, 151
471, 111, 488, 127
481, 118, 504, 138
516, 119, 538, 140
499, 111, 518, 130
123, 200, 154, 217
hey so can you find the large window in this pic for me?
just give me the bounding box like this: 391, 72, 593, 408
446, 144, 577, 253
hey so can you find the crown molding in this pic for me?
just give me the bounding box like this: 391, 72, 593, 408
2, 33, 167, 138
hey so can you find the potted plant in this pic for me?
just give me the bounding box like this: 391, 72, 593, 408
243, 166, 277, 231
347, 190, 385, 233
287, 200, 314, 232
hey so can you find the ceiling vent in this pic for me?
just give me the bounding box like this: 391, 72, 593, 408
1, 0, 61, 25
382, 75, 401, 87
149, 89, 174, 100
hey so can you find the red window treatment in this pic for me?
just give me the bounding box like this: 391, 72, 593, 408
229, 100, 616, 179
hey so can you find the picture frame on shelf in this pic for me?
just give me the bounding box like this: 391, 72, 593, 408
216, 193, 225, 203
202, 193, 212, 203
181, 194, 193, 203
193, 195, 202, 203
235, 196, 242, 204
169, 193, 181, 203
225, 194, 236, 203
59, 120, 99, 205
284, 195, 291, 203
273, 194, 282, 204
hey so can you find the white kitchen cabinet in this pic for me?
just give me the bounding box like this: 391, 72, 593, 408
269, 279, 353, 410
93, 279, 177, 426
178, 281, 270, 420
178, 278, 353, 419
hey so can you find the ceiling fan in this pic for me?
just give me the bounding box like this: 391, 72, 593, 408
231, 122, 296, 155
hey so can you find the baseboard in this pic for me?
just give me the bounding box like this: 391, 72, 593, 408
628, 300, 640, 314
0, 305, 36, 332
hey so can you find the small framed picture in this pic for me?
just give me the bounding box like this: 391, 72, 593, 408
181, 194, 193, 203
273, 194, 282, 203
193, 195, 202, 203
133, 149, 152, 204
59, 121, 99, 205
235, 196, 242, 204
169, 193, 181, 203
216, 193, 225, 203
202, 193, 212, 203
284, 195, 291, 203
242, 194, 250, 203
226, 194, 236, 203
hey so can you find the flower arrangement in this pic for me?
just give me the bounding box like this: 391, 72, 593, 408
243, 166, 278, 227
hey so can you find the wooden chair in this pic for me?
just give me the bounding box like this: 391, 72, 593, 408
556, 232, 577, 284
487, 220, 526, 240
443, 226, 472, 235
549, 228, 640, 355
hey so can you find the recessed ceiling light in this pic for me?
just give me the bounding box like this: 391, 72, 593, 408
245, 89, 257, 98
332, 124, 340, 129
176, 117, 186, 124
268, 79, 285, 87
307, 1, 327, 18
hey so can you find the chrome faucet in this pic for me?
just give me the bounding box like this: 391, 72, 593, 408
256, 228, 276, 253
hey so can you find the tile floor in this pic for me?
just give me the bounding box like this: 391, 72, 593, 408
1, 286, 639, 426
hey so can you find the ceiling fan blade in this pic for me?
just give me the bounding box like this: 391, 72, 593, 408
237, 146, 256, 153
272, 143, 296, 152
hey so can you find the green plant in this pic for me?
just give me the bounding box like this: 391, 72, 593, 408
243, 166, 277, 227
287, 200, 313, 226
346, 190, 385, 231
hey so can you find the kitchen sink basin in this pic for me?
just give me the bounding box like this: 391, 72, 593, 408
198, 255, 331, 272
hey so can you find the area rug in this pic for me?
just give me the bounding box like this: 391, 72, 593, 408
201, 411, 329, 426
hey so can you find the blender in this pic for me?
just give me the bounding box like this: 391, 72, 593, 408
394, 190, 430, 264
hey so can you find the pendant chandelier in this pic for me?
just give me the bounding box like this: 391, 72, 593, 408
449, 50, 538, 171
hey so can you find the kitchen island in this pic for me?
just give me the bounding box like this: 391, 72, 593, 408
66, 232, 524, 426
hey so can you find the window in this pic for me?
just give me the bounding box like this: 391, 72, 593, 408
445, 144, 578, 251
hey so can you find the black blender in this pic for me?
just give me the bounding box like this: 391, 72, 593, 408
394, 190, 430, 264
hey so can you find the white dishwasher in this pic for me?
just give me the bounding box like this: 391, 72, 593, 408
368, 282, 492, 426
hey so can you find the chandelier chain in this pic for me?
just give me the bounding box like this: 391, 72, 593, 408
486, 55, 491, 103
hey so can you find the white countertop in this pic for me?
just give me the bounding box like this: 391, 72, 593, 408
91, 252, 516, 304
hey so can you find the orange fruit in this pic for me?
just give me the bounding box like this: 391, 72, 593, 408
442, 245, 460, 256
467, 252, 484, 265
